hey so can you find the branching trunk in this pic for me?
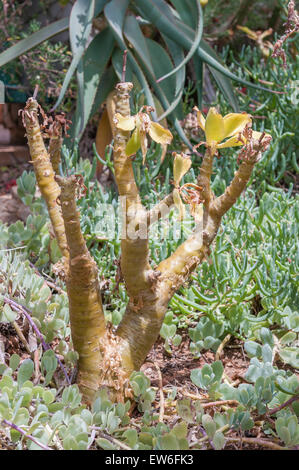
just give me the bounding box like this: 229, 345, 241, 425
23, 83, 268, 405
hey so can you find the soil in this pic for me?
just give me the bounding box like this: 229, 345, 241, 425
0, 162, 32, 225
143, 333, 249, 391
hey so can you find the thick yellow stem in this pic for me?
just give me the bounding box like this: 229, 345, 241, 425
22, 98, 68, 262
48, 123, 62, 175
112, 82, 152, 297
56, 175, 106, 403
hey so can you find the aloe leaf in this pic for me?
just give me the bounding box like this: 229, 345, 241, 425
112, 49, 134, 83
78, 28, 115, 138
157, 1, 203, 84
136, 0, 277, 95
124, 18, 175, 103
69, 59, 84, 143
104, 0, 156, 116
0, 17, 69, 68
90, 67, 118, 119
123, 15, 183, 122
208, 65, 239, 111
145, 39, 184, 121
123, 14, 155, 77
52, 0, 95, 111
194, 58, 203, 108
67, 66, 118, 146
94, 0, 110, 16
169, 0, 197, 28
160, 35, 185, 97
123, 14, 190, 147
201, 40, 239, 111
107, 0, 190, 147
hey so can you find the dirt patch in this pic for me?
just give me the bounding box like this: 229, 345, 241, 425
143, 332, 250, 391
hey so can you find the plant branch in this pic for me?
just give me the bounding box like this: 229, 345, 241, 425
1, 419, 53, 450
212, 154, 258, 217
21, 98, 68, 264
268, 394, 299, 416
147, 192, 174, 226
226, 436, 286, 451
55, 175, 106, 403
111, 82, 152, 297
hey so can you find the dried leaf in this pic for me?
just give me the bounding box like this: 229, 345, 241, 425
173, 153, 192, 186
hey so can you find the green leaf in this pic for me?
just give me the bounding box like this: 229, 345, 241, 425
104, 0, 156, 114
280, 331, 297, 345
17, 359, 34, 388
172, 421, 188, 439
94, 0, 109, 16
52, 0, 95, 110
279, 347, 299, 369
146, 38, 183, 118
244, 341, 262, 358
41, 350, 58, 386
123, 429, 138, 447
160, 434, 180, 450
136, 0, 277, 95
96, 437, 116, 450
202, 414, 216, 438
14, 407, 30, 427
90, 66, 118, 118
177, 398, 194, 423
170, 0, 197, 28
156, 1, 203, 84
43, 390, 56, 406
0, 304, 17, 323
211, 361, 224, 382
9, 354, 20, 372
74, 28, 115, 139
0, 17, 69, 67
213, 431, 226, 450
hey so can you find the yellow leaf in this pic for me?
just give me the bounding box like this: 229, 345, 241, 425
125, 128, 141, 156
217, 130, 271, 149
223, 113, 251, 139
149, 122, 173, 145
114, 113, 136, 131
237, 26, 257, 40
217, 134, 246, 149
173, 153, 192, 186
205, 108, 225, 144
173, 188, 185, 220
160, 144, 168, 163
194, 106, 206, 132
95, 108, 113, 177
140, 129, 148, 164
